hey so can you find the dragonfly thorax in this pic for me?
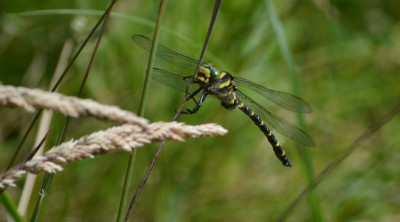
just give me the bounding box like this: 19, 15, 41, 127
198, 64, 219, 84
133, 35, 316, 167
205, 70, 238, 109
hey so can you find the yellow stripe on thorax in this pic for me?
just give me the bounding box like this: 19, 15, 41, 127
227, 97, 235, 105
219, 71, 227, 78
199, 67, 211, 79
219, 91, 233, 97
218, 79, 231, 89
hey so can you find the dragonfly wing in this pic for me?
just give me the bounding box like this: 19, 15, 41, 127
235, 77, 312, 114
132, 35, 199, 70
236, 89, 315, 147
152, 68, 189, 91
152, 68, 208, 102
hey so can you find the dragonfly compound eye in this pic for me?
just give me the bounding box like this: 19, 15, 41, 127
132, 34, 315, 167
209, 66, 218, 79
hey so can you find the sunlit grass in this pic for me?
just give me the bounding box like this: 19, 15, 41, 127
1, 0, 400, 221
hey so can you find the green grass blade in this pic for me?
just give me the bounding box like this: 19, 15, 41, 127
0, 192, 24, 222
30, 117, 67, 221
122, 1, 222, 220
277, 102, 400, 221
116, 150, 136, 222
118, 1, 168, 221
263, 0, 323, 221
29, 2, 117, 221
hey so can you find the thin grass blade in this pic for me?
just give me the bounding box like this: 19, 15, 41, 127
124, 0, 223, 221
263, 0, 322, 220
277, 103, 400, 221
121, 0, 168, 221
30, 1, 117, 221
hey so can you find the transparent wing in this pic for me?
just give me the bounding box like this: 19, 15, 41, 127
152, 68, 190, 91
236, 89, 315, 146
152, 68, 204, 97
235, 77, 312, 114
132, 35, 199, 70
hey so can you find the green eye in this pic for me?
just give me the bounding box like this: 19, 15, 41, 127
209, 67, 218, 78
133, 35, 315, 167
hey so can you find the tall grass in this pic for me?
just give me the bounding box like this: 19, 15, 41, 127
264, 0, 322, 221
1, 0, 400, 221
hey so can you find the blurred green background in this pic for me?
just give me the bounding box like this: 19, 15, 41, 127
1, 0, 400, 221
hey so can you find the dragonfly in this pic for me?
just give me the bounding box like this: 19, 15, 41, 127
132, 35, 315, 167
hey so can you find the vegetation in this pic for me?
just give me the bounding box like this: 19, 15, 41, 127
1, 0, 399, 221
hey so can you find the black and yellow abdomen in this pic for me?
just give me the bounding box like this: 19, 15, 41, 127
207, 70, 292, 167
133, 35, 314, 168
236, 101, 291, 167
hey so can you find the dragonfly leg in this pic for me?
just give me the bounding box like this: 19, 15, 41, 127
184, 76, 210, 86
180, 91, 209, 114
185, 87, 202, 102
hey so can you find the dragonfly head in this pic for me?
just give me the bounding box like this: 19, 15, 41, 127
199, 64, 218, 83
